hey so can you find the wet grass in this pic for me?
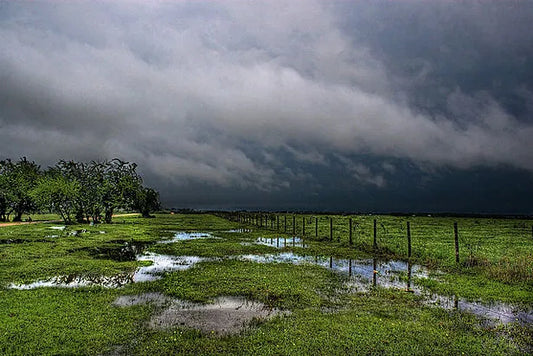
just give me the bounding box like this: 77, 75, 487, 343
240, 214, 533, 302
0, 213, 531, 354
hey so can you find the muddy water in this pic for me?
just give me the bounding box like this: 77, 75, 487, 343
112, 292, 287, 335
148, 296, 285, 335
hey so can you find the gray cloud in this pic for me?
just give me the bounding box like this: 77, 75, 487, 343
1, 0, 532, 209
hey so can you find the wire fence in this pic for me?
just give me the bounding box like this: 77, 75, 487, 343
218, 212, 533, 269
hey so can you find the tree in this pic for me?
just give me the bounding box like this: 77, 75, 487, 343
31, 171, 80, 224
0, 158, 41, 221
0, 157, 160, 224
101, 159, 142, 223
55, 160, 103, 223
0, 161, 14, 222
134, 186, 161, 218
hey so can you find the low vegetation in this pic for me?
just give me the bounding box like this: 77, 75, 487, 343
0, 213, 531, 354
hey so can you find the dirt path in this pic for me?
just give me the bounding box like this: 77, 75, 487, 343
113, 213, 141, 217
0, 221, 42, 227
0, 220, 63, 228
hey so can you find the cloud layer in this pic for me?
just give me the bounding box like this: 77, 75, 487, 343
1, 0, 532, 210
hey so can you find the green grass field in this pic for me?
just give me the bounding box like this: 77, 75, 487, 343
0, 213, 531, 355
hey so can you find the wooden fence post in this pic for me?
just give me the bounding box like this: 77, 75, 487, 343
284, 215, 287, 233
373, 219, 377, 250
407, 221, 411, 258
315, 217, 318, 237
302, 216, 306, 236
292, 215, 296, 235
276, 215, 279, 231
349, 218, 353, 245
329, 217, 333, 241
454, 222, 459, 264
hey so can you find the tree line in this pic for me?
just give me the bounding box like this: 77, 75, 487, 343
0, 157, 160, 224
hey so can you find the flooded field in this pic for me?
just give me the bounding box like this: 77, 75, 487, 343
1, 214, 531, 354
7, 230, 532, 326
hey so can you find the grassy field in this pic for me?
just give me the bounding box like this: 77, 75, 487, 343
0, 213, 531, 354
235, 213, 533, 286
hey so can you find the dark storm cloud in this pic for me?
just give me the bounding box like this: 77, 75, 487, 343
1, 0, 532, 211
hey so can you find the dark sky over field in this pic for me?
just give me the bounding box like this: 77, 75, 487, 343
1, 0, 533, 213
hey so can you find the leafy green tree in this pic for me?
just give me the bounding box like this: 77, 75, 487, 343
134, 186, 161, 218
0, 158, 41, 221
55, 160, 104, 223
0, 161, 15, 222
0, 157, 160, 224
32, 171, 80, 224
101, 159, 142, 223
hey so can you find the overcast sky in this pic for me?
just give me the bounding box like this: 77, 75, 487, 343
1, 0, 533, 213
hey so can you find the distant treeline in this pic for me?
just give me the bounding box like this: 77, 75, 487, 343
0, 157, 160, 224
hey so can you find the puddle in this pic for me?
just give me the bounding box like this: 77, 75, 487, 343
46, 227, 106, 237
161, 231, 218, 243
238, 253, 533, 325
134, 253, 207, 282
8, 229, 216, 289
252, 236, 306, 248
9, 273, 134, 289
85, 242, 148, 262
49, 226, 66, 230
421, 293, 533, 325
7, 229, 532, 326
8, 253, 205, 289
148, 296, 285, 335
239, 253, 428, 288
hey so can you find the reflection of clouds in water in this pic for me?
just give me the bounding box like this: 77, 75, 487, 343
239, 253, 533, 325
133, 253, 207, 282
160, 231, 218, 243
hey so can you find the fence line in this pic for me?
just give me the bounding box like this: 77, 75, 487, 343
219, 212, 533, 265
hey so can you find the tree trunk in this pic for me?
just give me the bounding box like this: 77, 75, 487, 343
105, 209, 113, 223
13, 211, 23, 222
76, 210, 85, 223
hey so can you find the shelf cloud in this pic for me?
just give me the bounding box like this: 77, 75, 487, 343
1, 1, 532, 211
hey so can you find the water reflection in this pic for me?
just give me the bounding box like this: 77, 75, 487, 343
9, 253, 206, 289
146, 295, 287, 335
226, 229, 253, 233
254, 236, 306, 248
134, 253, 207, 282
238, 252, 533, 325
161, 231, 217, 243
9, 273, 134, 289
